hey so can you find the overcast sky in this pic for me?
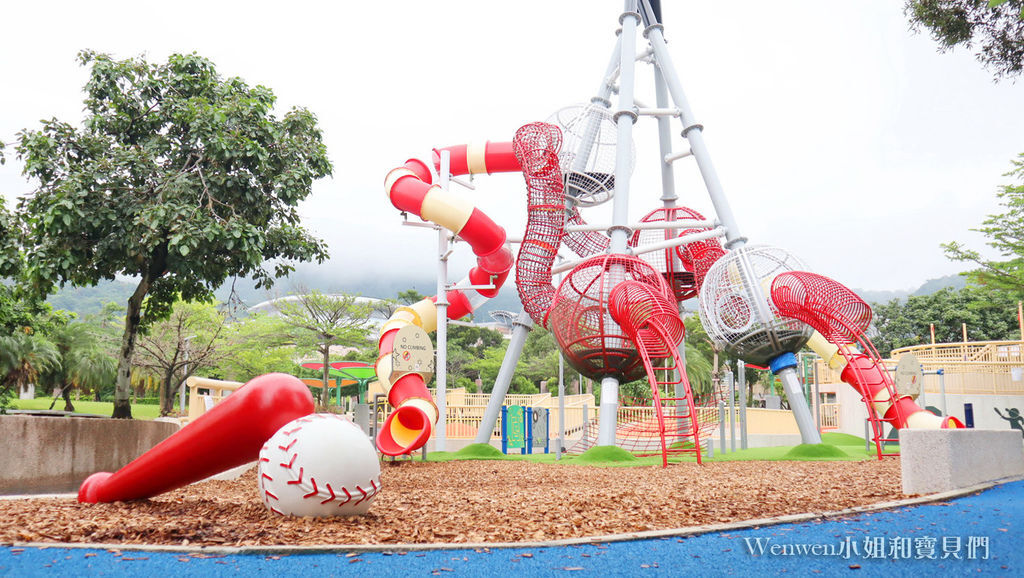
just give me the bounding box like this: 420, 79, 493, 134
2, 1, 1022, 294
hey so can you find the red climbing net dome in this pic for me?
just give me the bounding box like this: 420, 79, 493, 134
547, 254, 673, 383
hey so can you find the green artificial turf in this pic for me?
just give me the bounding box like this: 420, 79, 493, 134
421, 437, 889, 466
454, 443, 508, 459
7, 398, 163, 420
573, 445, 639, 464
821, 432, 869, 446
783, 443, 850, 459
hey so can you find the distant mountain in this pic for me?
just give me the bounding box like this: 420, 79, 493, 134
853, 274, 968, 306
912, 274, 967, 296
47, 280, 134, 317
45, 271, 974, 319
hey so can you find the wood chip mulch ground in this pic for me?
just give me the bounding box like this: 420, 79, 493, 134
0, 460, 904, 547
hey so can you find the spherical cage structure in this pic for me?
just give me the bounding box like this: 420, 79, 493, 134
547, 254, 673, 383
547, 103, 633, 207
629, 206, 712, 302
697, 245, 814, 366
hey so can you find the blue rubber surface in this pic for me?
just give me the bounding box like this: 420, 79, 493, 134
2, 479, 1020, 577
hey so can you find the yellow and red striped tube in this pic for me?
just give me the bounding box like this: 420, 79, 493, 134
432, 141, 520, 177
374, 298, 439, 456
806, 333, 963, 430
376, 143, 521, 455
839, 352, 963, 429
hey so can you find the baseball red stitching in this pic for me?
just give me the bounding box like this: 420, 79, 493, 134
280, 453, 298, 469
260, 414, 381, 512
303, 477, 320, 499
320, 483, 336, 505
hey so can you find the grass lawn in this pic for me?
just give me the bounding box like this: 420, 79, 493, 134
6, 398, 163, 420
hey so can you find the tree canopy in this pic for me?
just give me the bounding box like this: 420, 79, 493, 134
943, 154, 1024, 296
134, 299, 227, 415
905, 0, 1024, 79
274, 291, 374, 407
14, 51, 332, 417
870, 285, 1019, 355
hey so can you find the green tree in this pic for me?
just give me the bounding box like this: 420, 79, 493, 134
871, 286, 1018, 355
445, 324, 504, 389
519, 327, 560, 388
15, 51, 331, 418
134, 300, 227, 415
275, 291, 374, 407
398, 289, 427, 305
906, 0, 1024, 79
218, 312, 299, 382
0, 331, 61, 412
943, 154, 1024, 296
40, 320, 102, 411
65, 347, 117, 405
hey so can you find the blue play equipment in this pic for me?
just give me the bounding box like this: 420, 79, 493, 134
501, 405, 549, 454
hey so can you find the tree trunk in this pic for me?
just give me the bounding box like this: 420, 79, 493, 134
62, 386, 75, 412
113, 275, 151, 419
320, 345, 330, 409
160, 365, 176, 416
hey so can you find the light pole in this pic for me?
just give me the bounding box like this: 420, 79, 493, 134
177, 335, 195, 415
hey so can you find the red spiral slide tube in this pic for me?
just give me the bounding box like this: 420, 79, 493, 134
378, 142, 522, 455
77, 373, 314, 503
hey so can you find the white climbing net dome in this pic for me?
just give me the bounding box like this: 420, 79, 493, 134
697, 245, 814, 366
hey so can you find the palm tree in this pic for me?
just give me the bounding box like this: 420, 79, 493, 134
63, 347, 117, 410
0, 331, 61, 412
42, 322, 105, 411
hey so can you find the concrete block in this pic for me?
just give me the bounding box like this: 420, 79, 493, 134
901, 429, 1024, 495
0, 415, 178, 495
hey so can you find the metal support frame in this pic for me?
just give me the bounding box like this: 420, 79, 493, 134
557, 353, 566, 459
737, 357, 748, 449
435, 151, 451, 452
474, 310, 534, 444
596, 5, 642, 447
472, 0, 827, 453
777, 366, 822, 444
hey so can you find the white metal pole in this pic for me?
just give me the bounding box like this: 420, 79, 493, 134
558, 353, 566, 460
777, 367, 822, 444
596, 3, 641, 448
729, 363, 736, 452
737, 357, 748, 450
608, 6, 639, 255
598, 376, 621, 446
939, 369, 947, 417
436, 151, 451, 452
644, 22, 745, 248
812, 362, 821, 438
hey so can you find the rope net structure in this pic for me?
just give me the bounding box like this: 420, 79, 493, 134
769, 270, 908, 458
513, 122, 566, 327
769, 270, 873, 344
547, 254, 666, 383
697, 245, 814, 366
548, 255, 722, 462
629, 206, 718, 302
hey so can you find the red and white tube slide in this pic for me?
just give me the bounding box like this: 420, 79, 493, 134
377, 143, 521, 455
808, 333, 963, 430
769, 271, 963, 431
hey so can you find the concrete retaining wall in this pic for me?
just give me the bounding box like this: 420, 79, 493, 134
0, 415, 178, 495
900, 429, 1024, 495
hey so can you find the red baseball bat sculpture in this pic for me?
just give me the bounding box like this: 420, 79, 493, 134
78, 373, 314, 503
